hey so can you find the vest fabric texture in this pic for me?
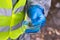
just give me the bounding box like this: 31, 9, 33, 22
0, 0, 26, 40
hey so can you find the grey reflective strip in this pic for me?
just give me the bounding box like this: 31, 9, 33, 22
0, 8, 12, 16
0, 26, 10, 32
12, 22, 22, 30
15, 6, 24, 13
18, 33, 25, 40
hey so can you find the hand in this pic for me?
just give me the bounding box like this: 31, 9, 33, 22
25, 5, 46, 33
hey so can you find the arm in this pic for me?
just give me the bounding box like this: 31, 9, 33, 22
25, 0, 46, 33
25, 0, 51, 33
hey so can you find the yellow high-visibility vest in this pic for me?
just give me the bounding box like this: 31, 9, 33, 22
0, 0, 27, 40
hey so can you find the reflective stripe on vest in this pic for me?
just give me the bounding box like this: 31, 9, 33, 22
13, 6, 24, 13
14, 6, 24, 13
0, 6, 24, 16
0, 8, 12, 16
12, 21, 22, 30
0, 26, 10, 32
